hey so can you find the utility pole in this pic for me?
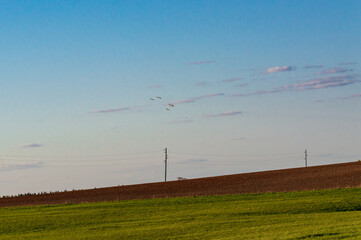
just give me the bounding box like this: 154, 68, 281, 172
164, 148, 168, 182
304, 149, 308, 167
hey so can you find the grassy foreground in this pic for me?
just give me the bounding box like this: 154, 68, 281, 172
1, 188, 361, 239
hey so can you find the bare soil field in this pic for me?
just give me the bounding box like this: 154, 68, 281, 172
1, 161, 361, 208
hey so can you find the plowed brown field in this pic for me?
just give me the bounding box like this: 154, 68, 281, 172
1, 161, 361, 208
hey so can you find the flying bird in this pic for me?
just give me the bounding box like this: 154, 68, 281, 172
165, 108, 170, 111
168, 103, 174, 107
150, 98, 155, 100
156, 96, 162, 99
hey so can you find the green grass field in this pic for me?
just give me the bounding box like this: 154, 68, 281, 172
1, 188, 361, 239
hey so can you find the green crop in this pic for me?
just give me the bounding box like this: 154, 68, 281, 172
1, 188, 361, 239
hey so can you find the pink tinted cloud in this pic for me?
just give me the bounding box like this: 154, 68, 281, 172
204, 111, 242, 118
170, 93, 224, 105
339, 93, 361, 100
90, 107, 130, 114
351, 93, 361, 98
264, 66, 295, 74
317, 67, 352, 75
232, 74, 360, 97
232, 88, 285, 97
198, 93, 225, 98
294, 75, 358, 90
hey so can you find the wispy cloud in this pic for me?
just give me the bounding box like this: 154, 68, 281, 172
293, 75, 358, 90
339, 93, 361, 100
170, 93, 224, 105
339, 62, 357, 66
304, 65, 323, 69
18, 143, 43, 149
150, 85, 163, 88
195, 81, 211, 87
0, 162, 42, 172
232, 89, 282, 97
221, 77, 243, 83
235, 83, 248, 88
264, 66, 295, 74
204, 111, 242, 118
187, 60, 214, 65
233, 74, 360, 97
317, 67, 352, 75
198, 93, 225, 99
90, 107, 130, 114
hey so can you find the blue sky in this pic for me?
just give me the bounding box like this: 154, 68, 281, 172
0, 0, 360, 196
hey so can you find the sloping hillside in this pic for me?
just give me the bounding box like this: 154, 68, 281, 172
1, 161, 361, 207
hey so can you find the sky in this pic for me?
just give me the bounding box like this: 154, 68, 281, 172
0, 0, 360, 196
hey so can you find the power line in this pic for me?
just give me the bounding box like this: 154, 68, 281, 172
171, 157, 298, 164
0, 156, 160, 162
171, 151, 300, 157
34, 162, 161, 168
0, 150, 162, 159
1, 149, 359, 172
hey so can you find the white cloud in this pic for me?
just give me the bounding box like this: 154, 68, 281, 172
264, 66, 295, 73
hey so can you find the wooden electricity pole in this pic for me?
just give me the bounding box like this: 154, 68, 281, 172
304, 149, 308, 167
164, 148, 168, 182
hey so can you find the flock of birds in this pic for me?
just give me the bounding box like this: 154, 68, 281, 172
149, 96, 175, 111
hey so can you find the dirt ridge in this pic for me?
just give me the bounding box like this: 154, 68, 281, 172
1, 161, 361, 208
